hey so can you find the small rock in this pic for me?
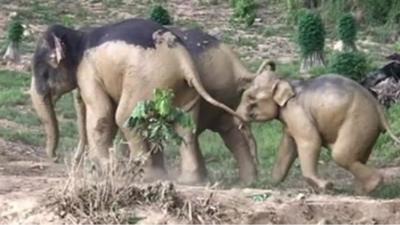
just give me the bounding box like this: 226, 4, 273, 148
208, 27, 222, 38
317, 218, 329, 224
296, 193, 306, 200
333, 40, 344, 51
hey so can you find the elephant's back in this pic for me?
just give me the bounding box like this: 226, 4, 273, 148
84, 18, 178, 50
169, 27, 219, 56
299, 74, 381, 144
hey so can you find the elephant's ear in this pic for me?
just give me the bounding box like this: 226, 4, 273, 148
272, 79, 295, 107
52, 34, 65, 64
257, 60, 276, 74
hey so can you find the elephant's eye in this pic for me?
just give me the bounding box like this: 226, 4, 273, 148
247, 94, 255, 101
249, 102, 257, 109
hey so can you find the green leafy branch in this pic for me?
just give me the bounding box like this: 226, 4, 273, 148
125, 89, 195, 152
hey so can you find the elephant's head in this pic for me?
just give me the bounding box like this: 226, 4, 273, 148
30, 25, 83, 160
236, 64, 295, 122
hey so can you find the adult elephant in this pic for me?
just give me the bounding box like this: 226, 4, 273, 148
75, 28, 261, 184
30, 18, 243, 178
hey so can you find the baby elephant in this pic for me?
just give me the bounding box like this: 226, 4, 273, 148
236, 66, 400, 194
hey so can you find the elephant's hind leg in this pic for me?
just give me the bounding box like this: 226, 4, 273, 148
215, 114, 257, 185
177, 103, 207, 184
177, 130, 207, 184
331, 123, 382, 194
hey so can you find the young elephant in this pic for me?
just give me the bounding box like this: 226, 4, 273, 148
236, 67, 400, 194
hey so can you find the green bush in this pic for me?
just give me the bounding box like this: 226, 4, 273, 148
7, 19, 24, 43
231, 0, 257, 27
328, 51, 368, 81
337, 14, 357, 49
359, 0, 393, 26
286, 7, 308, 26
297, 11, 325, 57
149, 5, 172, 25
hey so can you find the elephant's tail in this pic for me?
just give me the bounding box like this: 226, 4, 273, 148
175, 45, 245, 121
377, 104, 400, 145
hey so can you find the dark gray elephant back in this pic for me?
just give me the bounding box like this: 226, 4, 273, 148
168, 27, 219, 57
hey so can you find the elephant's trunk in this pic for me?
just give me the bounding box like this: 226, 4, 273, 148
30, 78, 59, 161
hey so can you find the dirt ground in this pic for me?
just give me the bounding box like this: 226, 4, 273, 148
1, 138, 400, 224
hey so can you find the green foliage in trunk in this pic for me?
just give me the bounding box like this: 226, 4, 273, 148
125, 89, 194, 151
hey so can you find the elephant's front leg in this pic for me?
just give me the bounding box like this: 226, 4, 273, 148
82, 86, 117, 173
216, 115, 257, 185
177, 104, 207, 184
292, 130, 332, 191
271, 129, 297, 184
72, 89, 87, 169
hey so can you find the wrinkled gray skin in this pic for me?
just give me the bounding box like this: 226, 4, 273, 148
236, 71, 400, 194
33, 26, 259, 184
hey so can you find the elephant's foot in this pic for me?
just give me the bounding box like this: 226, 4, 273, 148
143, 166, 168, 182
356, 173, 383, 195
305, 177, 334, 193
177, 171, 207, 185
46, 155, 59, 163
239, 168, 257, 186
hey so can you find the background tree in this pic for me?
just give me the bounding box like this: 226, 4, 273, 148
337, 13, 357, 51
230, 0, 257, 27
149, 5, 172, 25
3, 16, 24, 63
298, 11, 326, 74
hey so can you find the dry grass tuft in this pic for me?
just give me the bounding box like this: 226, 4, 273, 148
45, 148, 235, 224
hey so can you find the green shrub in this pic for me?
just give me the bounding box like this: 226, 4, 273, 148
149, 5, 172, 25
328, 51, 368, 81
286, 7, 308, 26
7, 19, 24, 43
394, 42, 400, 52
297, 11, 325, 57
309, 65, 329, 77
337, 13, 357, 49
231, 0, 257, 27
